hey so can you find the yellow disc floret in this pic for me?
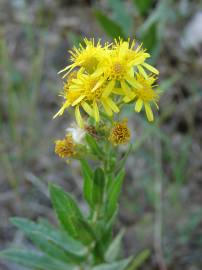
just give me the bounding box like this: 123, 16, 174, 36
55, 134, 76, 158
109, 119, 131, 145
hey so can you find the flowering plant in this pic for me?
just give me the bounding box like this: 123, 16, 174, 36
1, 38, 159, 270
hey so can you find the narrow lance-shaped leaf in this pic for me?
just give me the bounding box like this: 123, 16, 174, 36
92, 168, 105, 208
92, 257, 132, 270
71, 217, 97, 245
85, 134, 104, 158
80, 159, 93, 207
108, 0, 132, 35
94, 10, 126, 39
11, 217, 87, 263
105, 229, 125, 263
0, 249, 75, 270
133, 0, 153, 16
49, 184, 83, 238
106, 169, 125, 220
126, 249, 150, 270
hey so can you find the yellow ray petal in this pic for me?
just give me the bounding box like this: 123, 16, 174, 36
112, 87, 125, 95
81, 101, 93, 116
92, 68, 103, 77
101, 99, 113, 116
126, 77, 142, 89
72, 95, 85, 106
120, 81, 134, 99
105, 97, 119, 113
58, 64, 73, 74
53, 101, 70, 119
154, 102, 159, 110
75, 106, 84, 127
137, 65, 148, 78
144, 102, 154, 122
123, 96, 131, 103
92, 78, 105, 92
142, 62, 159, 75
135, 99, 143, 112
102, 80, 115, 97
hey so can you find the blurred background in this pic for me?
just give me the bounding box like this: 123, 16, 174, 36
0, 0, 202, 269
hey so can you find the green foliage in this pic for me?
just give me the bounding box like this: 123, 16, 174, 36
11, 217, 86, 263
1, 164, 143, 269
107, 0, 132, 36
81, 159, 94, 207
94, 10, 126, 39
105, 230, 125, 262
126, 249, 150, 270
106, 169, 125, 220
49, 184, 83, 238
86, 134, 104, 158
92, 257, 132, 270
94, 0, 175, 57
0, 249, 75, 270
0, 34, 46, 187
141, 22, 158, 54
133, 0, 153, 16
92, 168, 105, 208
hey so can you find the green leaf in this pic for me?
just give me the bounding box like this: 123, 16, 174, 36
106, 169, 125, 220
11, 218, 87, 263
133, 0, 153, 16
49, 184, 83, 238
126, 249, 150, 270
71, 217, 97, 245
0, 249, 75, 270
107, 0, 132, 35
85, 134, 103, 158
159, 74, 180, 93
105, 230, 124, 262
80, 159, 93, 207
92, 257, 131, 270
141, 22, 158, 53
94, 10, 126, 39
92, 168, 105, 207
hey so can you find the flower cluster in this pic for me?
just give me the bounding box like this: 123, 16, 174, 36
54, 38, 159, 127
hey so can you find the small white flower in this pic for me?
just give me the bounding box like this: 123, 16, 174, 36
66, 123, 86, 144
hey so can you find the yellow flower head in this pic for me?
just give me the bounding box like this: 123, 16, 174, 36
130, 74, 159, 122
99, 39, 159, 100
55, 134, 76, 158
113, 39, 159, 78
59, 38, 108, 77
109, 119, 131, 146
55, 72, 119, 127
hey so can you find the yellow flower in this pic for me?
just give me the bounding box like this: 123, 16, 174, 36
128, 74, 159, 122
55, 134, 76, 158
109, 119, 131, 145
98, 39, 158, 101
113, 39, 159, 78
58, 38, 108, 77
55, 72, 119, 127
99, 45, 140, 100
